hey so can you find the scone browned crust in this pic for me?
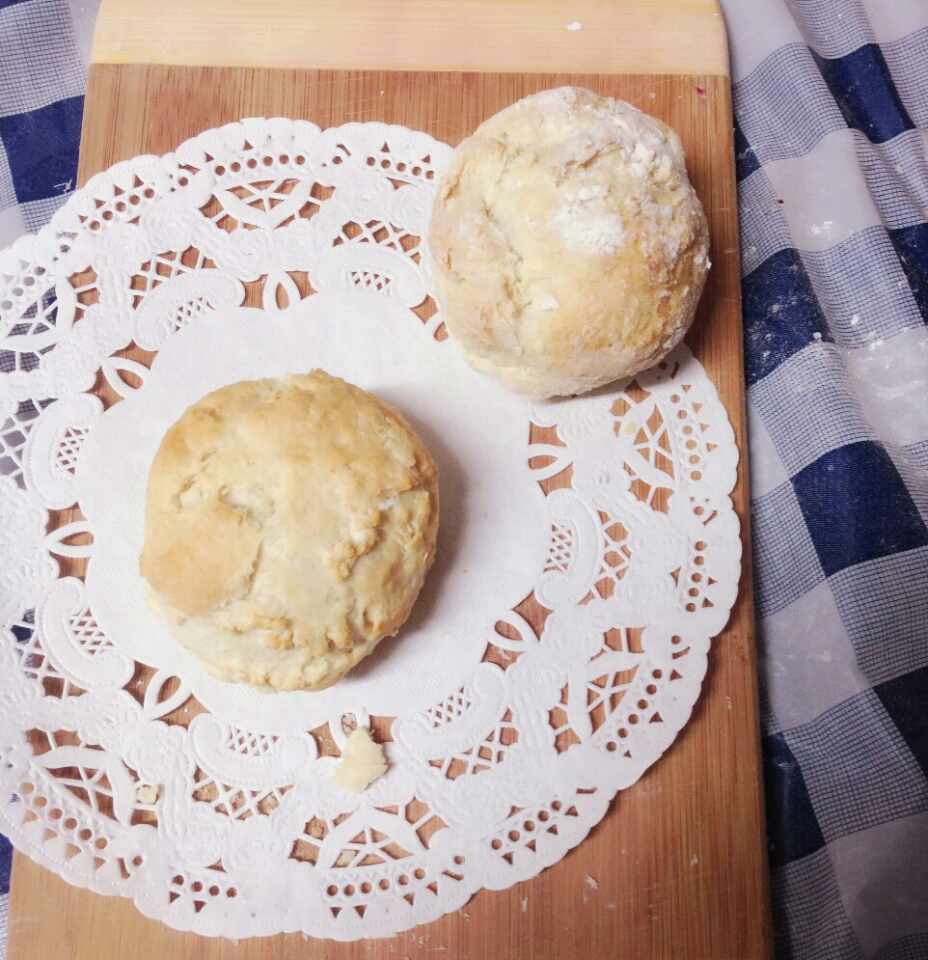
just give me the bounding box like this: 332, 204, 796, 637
140, 371, 439, 691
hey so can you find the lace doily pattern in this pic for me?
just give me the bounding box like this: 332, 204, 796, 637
0, 119, 740, 939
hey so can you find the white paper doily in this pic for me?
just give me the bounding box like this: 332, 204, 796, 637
0, 118, 741, 940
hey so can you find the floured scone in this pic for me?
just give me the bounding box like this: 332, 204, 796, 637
139, 371, 439, 691
428, 86, 710, 398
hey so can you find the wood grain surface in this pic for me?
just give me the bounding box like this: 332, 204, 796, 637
90, 0, 728, 76
7, 6, 771, 957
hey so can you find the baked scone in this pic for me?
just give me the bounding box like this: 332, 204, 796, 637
139, 371, 439, 691
428, 86, 710, 398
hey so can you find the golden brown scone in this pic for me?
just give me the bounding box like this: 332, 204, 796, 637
139, 372, 439, 691
428, 86, 710, 398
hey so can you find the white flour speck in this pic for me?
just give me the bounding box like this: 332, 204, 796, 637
850, 313, 860, 326
534, 293, 560, 311
808, 220, 833, 238
566, 20, 582, 31
551, 202, 624, 255
584, 874, 599, 891
521, 897, 528, 913
812, 332, 822, 341
690, 855, 699, 867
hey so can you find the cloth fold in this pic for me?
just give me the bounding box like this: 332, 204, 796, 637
726, 0, 928, 956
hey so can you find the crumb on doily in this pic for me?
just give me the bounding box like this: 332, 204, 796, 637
136, 783, 159, 804
333, 728, 387, 793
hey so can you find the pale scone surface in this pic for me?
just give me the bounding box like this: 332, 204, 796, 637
428, 86, 710, 398
140, 371, 439, 691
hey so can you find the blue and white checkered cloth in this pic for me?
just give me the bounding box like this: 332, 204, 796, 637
726, 0, 928, 956
0, 3, 98, 954
0, 0, 926, 956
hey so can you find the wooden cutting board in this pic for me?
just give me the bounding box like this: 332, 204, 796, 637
8, 2, 771, 957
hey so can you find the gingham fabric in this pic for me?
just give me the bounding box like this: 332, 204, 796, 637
726, 0, 928, 956
0, 3, 99, 952
0, 1, 926, 957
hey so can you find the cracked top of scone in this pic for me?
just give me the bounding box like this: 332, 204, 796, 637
428, 86, 709, 399
139, 371, 439, 691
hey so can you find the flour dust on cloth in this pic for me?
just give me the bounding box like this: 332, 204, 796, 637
725, 0, 928, 956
